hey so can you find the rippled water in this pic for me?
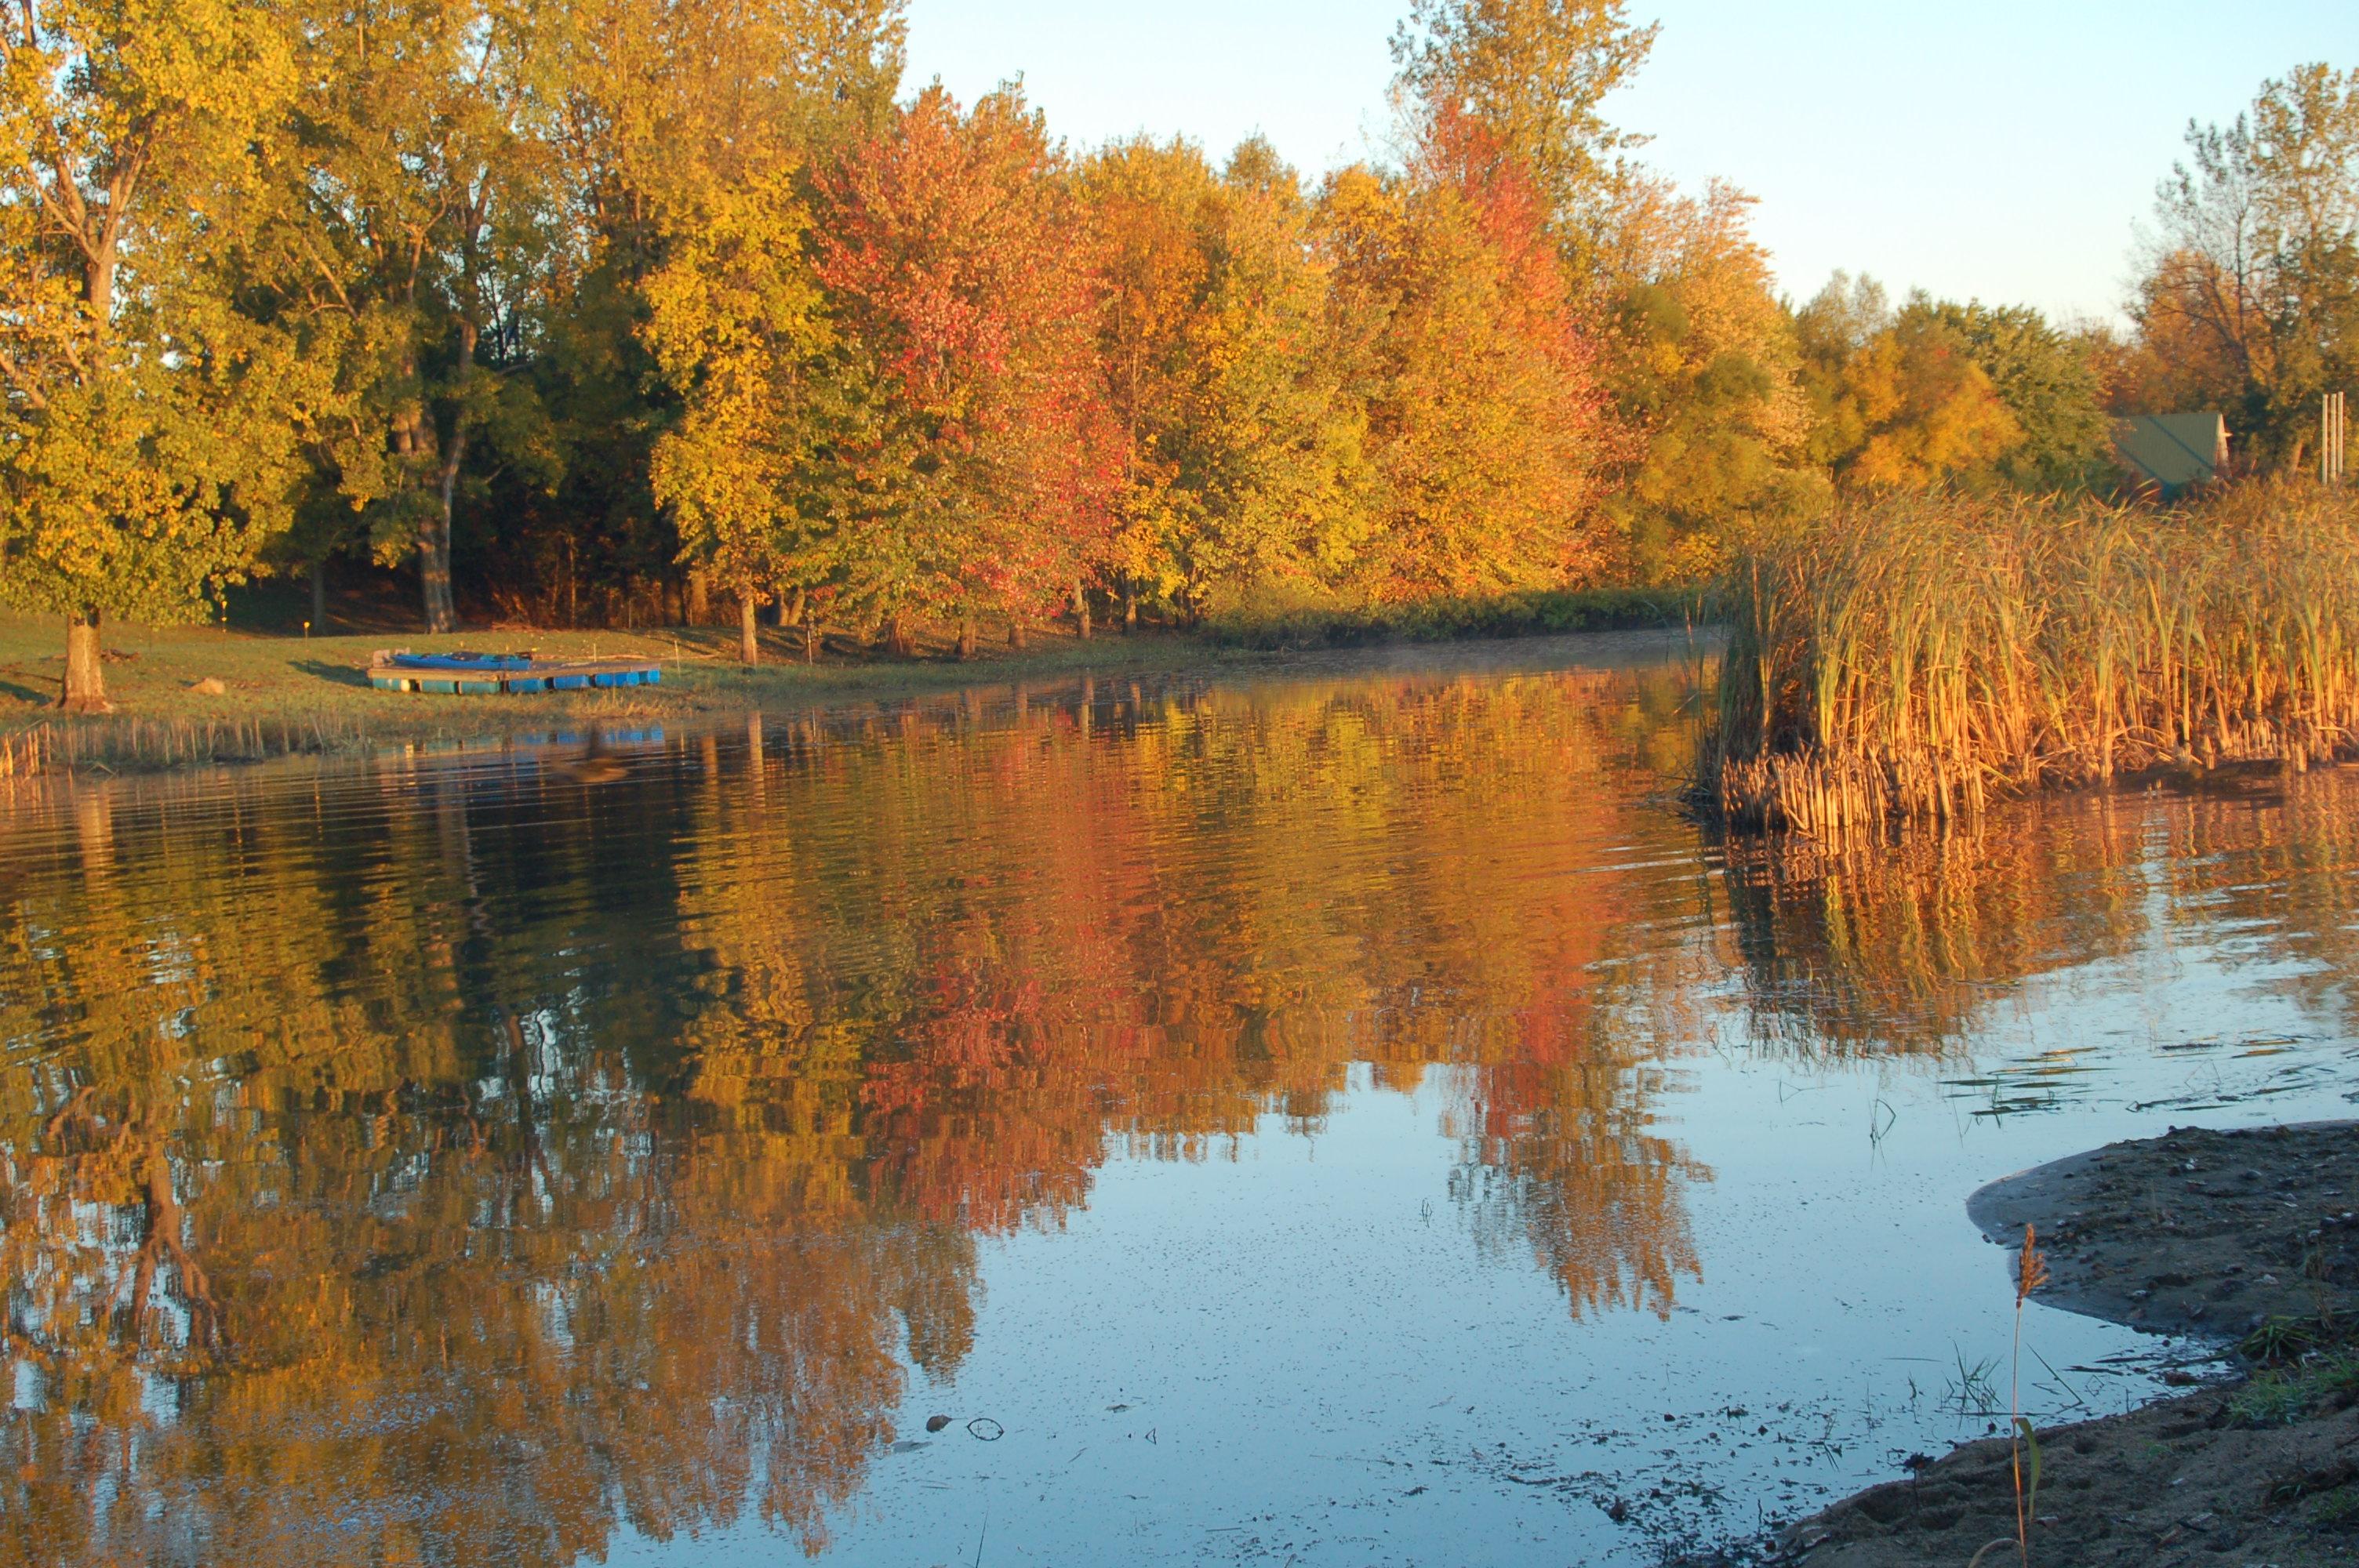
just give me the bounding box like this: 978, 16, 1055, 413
5, 634, 2358, 1566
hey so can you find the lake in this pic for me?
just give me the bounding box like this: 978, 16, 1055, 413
5, 633, 2357, 1566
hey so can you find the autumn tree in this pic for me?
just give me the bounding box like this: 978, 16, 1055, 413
1906, 299, 2110, 492
245, 0, 566, 634
0, 0, 320, 708
522, 0, 904, 638
810, 85, 1120, 652
1321, 107, 1612, 597
1390, 0, 1657, 227
1082, 136, 1369, 619
643, 170, 827, 662
1796, 274, 2025, 490
1393, 0, 1816, 583
1587, 177, 1820, 579
1081, 136, 1216, 621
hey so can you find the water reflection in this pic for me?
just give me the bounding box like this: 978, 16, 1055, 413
5, 652, 2359, 1564
1718, 772, 2359, 1060
0, 659, 1708, 1563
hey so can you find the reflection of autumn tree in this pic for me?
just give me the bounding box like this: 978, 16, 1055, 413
2, 1071, 972, 1564
1, 775, 970, 1566
667, 666, 1715, 1310
1452, 1061, 1703, 1318
3, 659, 1728, 1562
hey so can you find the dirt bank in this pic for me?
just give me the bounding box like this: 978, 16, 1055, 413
1680, 1122, 2359, 1567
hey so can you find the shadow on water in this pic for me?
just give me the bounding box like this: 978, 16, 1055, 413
5, 651, 2359, 1565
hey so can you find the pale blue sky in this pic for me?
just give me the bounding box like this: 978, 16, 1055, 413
903, 2, 2350, 324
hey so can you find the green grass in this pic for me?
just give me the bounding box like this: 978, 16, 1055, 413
2240, 1316, 2322, 1367
2229, 1348, 2359, 1426
0, 614, 1267, 775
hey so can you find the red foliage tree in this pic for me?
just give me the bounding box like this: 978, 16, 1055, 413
812, 85, 1122, 640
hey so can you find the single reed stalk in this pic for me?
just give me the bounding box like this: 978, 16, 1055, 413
2011, 1223, 2050, 1566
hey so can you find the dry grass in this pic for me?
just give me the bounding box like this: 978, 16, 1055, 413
1707, 482, 2359, 833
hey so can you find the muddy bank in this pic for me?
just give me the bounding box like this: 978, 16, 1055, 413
1679, 1123, 2359, 1567
1967, 1123, 2359, 1338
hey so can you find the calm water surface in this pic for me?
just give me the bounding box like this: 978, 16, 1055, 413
5, 635, 2359, 1566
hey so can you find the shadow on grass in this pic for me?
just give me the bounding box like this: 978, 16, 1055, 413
294, 659, 372, 689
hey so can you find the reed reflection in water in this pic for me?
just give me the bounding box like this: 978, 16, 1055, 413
3, 645, 2359, 1566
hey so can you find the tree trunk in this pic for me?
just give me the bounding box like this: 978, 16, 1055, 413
60, 608, 108, 712
1074, 581, 1092, 641
309, 561, 327, 629
423, 427, 466, 633
1008, 619, 1027, 652
739, 592, 760, 665
687, 568, 711, 626
957, 618, 978, 659
804, 619, 820, 664
1121, 579, 1138, 632
886, 614, 913, 658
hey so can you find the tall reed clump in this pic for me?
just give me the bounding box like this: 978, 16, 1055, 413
1708, 481, 2359, 833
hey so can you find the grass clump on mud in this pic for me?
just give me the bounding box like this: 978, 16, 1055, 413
1707, 481, 2359, 835
2230, 1346, 2359, 1427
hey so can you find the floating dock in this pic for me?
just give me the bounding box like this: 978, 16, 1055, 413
368, 650, 663, 695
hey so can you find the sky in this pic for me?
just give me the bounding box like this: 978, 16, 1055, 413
903, 0, 2351, 325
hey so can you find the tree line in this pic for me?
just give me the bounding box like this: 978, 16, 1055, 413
1, 0, 2353, 706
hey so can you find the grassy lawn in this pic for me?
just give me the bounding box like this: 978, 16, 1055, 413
0, 612, 1272, 769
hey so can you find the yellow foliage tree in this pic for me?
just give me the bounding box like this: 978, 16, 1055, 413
1797, 274, 2024, 490
644, 169, 829, 664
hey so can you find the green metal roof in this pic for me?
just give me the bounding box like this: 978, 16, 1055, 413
2113, 413, 2227, 495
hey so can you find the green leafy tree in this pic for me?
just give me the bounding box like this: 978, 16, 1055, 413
0, 0, 318, 709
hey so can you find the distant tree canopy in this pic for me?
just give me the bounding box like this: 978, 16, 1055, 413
0, 0, 2349, 696
2116, 63, 2359, 470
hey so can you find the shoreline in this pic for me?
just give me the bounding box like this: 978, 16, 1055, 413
0, 617, 1713, 782
1680, 1122, 2359, 1567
